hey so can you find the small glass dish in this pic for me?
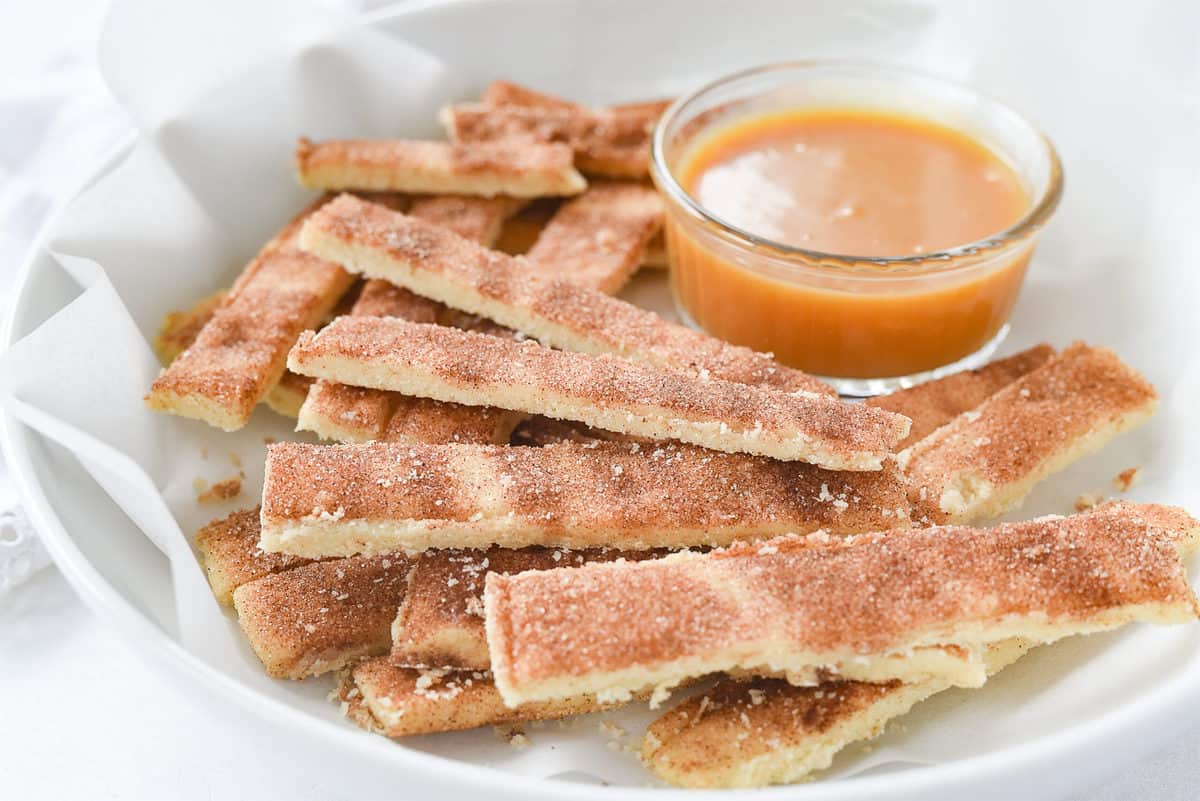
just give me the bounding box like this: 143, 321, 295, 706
650, 61, 1063, 396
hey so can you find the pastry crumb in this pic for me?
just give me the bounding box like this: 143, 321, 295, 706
1113, 466, 1142, 493
495, 725, 529, 748
198, 475, 244, 504
1074, 491, 1104, 512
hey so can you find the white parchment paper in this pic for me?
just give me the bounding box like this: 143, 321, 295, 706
1, 0, 1197, 788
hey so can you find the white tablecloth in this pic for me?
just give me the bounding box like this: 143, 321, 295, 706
1, 2, 1197, 798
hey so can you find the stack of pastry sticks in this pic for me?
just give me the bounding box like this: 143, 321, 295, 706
148, 81, 1198, 789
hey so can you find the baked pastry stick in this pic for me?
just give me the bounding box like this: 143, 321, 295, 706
194, 507, 312, 606
152, 290, 227, 364
867, 344, 1056, 450
902, 342, 1158, 524
259, 440, 910, 557
392, 547, 671, 670
145, 198, 357, 430
484, 502, 1200, 707
642, 638, 1035, 789
642, 501, 1200, 788
296, 194, 835, 397
286, 317, 907, 467
481, 79, 672, 119
474, 80, 670, 269
294, 138, 585, 198
232, 553, 411, 679
296, 195, 523, 444
194, 508, 418, 681
523, 181, 662, 293
338, 658, 621, 738
443, 102, 660, 179
152, 289, 318, 419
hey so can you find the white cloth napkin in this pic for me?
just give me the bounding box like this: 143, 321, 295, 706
0, 1, 134, 594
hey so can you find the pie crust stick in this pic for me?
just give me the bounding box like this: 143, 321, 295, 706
286, 317, 906, 468
642, 639, 1035, 789
642, 501, 1200, 789
381, 396, 523, 447
146, 198, 356, 431
481, 79, 673, 119
442, 102, 659, 179
523, 181, 663, 293
295, 195, 521, 443
483, 502, 1200, 707
232, 553, 411, 680
901, 342, 1159, 525
296, 194, 835, 397
340, 658, 621, 738
194, 507, 312, 606
392, 546, 667, 670
867, 344, 1056, 451
260, 439, 910, 557
153, 290, 227, 365
294, 138, 585, 198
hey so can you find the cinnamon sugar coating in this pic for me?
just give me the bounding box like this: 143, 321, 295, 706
481, 79, 672, 120
296, 195, 521, 444
868, 344, 1055, 450
152, 290, 227, 365
903, 342, 1159, 523
294, 138, 586, 197
345, 657, 616, 737
260, 440, 909, 557
285, 316, 905, 467
442, 102, 661, 178
524, 181, 663, 293
194, 507, 311, 606
296, 194, 834, 396
393, 546, 665, 670
232, 553, 411, 679
146, 198, 355, 430
643, 638, 1034, 789
484, 502, 1200, 706
381, 396, 522, 447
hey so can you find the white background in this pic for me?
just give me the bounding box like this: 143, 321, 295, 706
1, 2, 1197, 799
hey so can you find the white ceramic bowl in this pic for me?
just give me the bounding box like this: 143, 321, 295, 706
4, 2, 1199, 799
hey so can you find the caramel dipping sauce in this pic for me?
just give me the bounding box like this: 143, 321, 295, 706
654, 64, 1063, 389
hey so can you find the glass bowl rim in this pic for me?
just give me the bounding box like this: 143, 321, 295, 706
649, 59, 1065, 275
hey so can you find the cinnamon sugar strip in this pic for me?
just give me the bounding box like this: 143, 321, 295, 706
296, 195, 523, 444
259, 440, 910, 558
867, 344, 1055, 450
285, 317, 907, 467
392, 546, 665, 670
470, 80, 671, 178
902, 342, 1158, 524
641, 502, 1200, 788
294, 138, 585, 198
194, 507, 311, 606
641, 638, 1035, 789
194, 508, 412, 681
443, 102, 659, 179
296, 194, 833, 397
152, 290, 227, 365
145, 198, 356, 431
481, 79, 672, 119
233, 553, 411, 679
484, 502, 1200, 707
339, 658, 619, 738
524, 181, 662, 293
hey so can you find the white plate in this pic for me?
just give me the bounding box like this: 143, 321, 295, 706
4, 1, 1199, 799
